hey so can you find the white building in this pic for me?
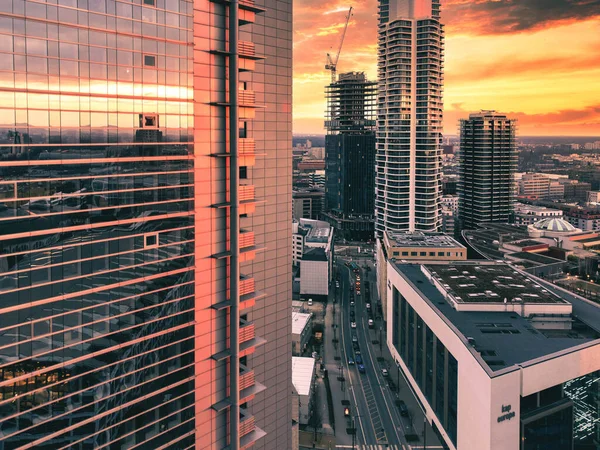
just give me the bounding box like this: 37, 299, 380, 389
375, 0, 444, 234
587, 191, 600, 204
513, 203, 563, 226
441, 195, 459, 213
298, 219, 334, 300
291, 357, 316, 426
292, 311, 313, 356
386, 261, 600, 450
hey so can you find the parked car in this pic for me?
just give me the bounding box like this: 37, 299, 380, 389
381, 368, 389, 377
358, 364, 366, 374
307, 298, 313, 306
398, 400, 409, 417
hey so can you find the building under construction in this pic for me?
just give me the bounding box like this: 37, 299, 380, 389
324, 72, 377, 241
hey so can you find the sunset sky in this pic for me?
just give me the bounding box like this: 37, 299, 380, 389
293, 0, 600, 136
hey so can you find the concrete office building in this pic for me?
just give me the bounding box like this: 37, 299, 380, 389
387, 261, 600, 450
376, 231, 466, 322
375, 0, 444, 235
324, 72, 377, 241
0, 0, 292, 448
291, 311, 313, 356
291, 357, 317, 426
458, 111, 517, 230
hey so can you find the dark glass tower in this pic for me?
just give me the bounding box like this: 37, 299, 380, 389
324, 72, 376, 240
458, 111, 517, 230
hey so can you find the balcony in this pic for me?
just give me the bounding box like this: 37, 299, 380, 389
239, 138, 255, 154
239, 90, 255, 106
239, 230, 255, 249
240, 410, 255, 437
239, 318, 255, 345
239, 365, 255, 391
239, 185, 255, 202
239, 276, 255, 296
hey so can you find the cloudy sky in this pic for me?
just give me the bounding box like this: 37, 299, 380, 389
293, 0, 600, 136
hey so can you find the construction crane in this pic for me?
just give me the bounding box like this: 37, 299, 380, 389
325, 6, 353, 84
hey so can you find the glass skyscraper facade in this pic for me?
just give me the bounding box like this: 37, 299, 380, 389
0, 0, 292, 448
375, 0, 443, 234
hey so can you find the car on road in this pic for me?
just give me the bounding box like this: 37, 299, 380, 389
307, 298, 313, 306
398, 400, 409, 417
350, 322, 356, 328
368, 319, 374, 328
356, 275, 360, 281
348, 357, 354, 365
350, 301, 355, 307
381, 368, 389, 377
356, 290, 361, 296
358, 364, 365, 374
366, 303, 371, 310
335, 281, 340, 288
355, 355, 363, 365
352, 335, 358, 344
344, 407, 351, 417
352, 342, 360, 351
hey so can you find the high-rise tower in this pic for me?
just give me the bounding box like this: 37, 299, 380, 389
0, 0, 292, 448
458, 111, 517, 230
324, 72, 377, 240
375, 0, 444, 234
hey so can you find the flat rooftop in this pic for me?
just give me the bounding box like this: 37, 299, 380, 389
393, 263, 600, 372
507, 252, 564, 266
385, 231, 465, 249
425, 263, 567, 304
292, 357, 316, 396
511, 239, 547, 247
292, 311, 312, 335
306, 226, 330, 243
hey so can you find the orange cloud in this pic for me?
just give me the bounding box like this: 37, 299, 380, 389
293, 0, 600, 136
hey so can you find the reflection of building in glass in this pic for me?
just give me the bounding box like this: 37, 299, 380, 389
564, 371, 600, 445
0, 0, 292, 448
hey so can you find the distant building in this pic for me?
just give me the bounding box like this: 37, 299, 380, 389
584, 141, 600, 150
291, 357, 317, 426
458, 111, 517, 229
298, 220, 334, 301
387, 261, 600, 450
514, 203, 563, 226
376, 231, 466, 322
292, 188, 325, 220
441, 195, 459, 213
292, 311, 313, 356
324, 72, 376, 241
587, 191, 600, 204
560, 179, 592, 202
565, 209, 600, 232
441, 208, 456, 235
518, 173, 569, 199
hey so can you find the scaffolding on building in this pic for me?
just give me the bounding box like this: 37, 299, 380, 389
325, 72, 377, 135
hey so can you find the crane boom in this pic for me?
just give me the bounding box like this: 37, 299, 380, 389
325, 6, 353, 83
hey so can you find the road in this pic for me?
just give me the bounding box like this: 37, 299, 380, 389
337, 261, 403, 446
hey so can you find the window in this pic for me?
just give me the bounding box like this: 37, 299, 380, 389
438, 252, 444, 256
145, 233, 159, 248
420, 252, 426, 257
139, 114, 158, 128
143, 0, 155, 5
239, 121, 247, 139
144, 55, 156, 66
239, 166, 247, 179
429, 252, 435, 257
411, 252, 417, 256
402, 252, 408, 256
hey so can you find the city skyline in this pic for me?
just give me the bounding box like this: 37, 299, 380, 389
294, 0, 600, 136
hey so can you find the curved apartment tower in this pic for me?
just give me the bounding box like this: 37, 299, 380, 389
375, 0, 444, 234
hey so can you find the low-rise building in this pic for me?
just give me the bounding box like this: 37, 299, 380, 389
565, 209, 600, 232
560, 179, 591, 202
298, 220, 334, 301
292, 188, 324, 220
386, 261, 600, 450
513, 203, 563, 226
291, 357, 316, 426
376, 231, 467, 322
292, 311, 313, 356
